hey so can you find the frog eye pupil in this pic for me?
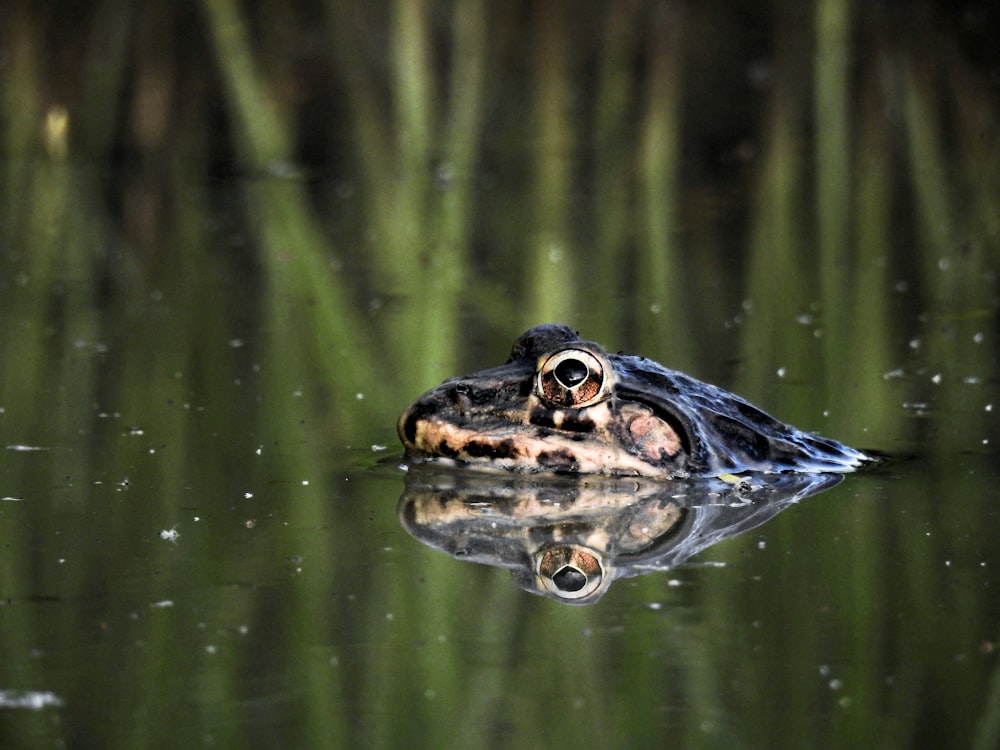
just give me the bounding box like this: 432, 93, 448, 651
552, 566, 587, 592
536, 545, 606, 601
537, 350, 607, 408
554, 358, 587, 388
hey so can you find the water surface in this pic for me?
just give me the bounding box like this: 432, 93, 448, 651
2, 2, 999, 748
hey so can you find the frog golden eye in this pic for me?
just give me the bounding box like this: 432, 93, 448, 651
535, 545, 606, 601
536, 349, 607, 408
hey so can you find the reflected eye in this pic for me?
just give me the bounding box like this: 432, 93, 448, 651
535, 545, 606, 601
536, 349, 607, 408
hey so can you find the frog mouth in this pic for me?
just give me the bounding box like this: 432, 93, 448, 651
399, 411, 688, 478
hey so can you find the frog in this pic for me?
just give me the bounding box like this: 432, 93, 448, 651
397, 324, 871, 479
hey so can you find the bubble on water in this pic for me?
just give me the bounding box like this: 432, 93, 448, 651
902, 401, 929, 416
159, 526, 180, 543
0, 690, 63, 710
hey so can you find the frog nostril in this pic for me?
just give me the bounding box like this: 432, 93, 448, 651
449, 383, 472, 406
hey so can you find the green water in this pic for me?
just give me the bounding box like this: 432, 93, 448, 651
2, 2, 999, 748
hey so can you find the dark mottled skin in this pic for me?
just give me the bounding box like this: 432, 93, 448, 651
535, 449, 578, 471
398, 324, 870, 478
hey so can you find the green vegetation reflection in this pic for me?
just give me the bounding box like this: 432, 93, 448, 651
1, 1, 998, 749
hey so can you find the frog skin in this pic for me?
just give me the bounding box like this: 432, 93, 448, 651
397, 324, 870, 478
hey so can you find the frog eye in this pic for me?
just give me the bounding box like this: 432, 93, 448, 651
535, 545, 606, 601
536, 349, 607, 408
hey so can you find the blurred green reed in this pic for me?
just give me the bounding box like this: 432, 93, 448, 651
5, 0, 995, 422
1, 1, 999, 748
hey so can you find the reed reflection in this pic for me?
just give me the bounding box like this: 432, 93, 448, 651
398, 464, 843, 604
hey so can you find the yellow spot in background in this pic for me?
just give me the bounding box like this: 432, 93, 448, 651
44, 106, 70, 159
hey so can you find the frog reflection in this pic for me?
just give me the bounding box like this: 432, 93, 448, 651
397, 465, 843, 604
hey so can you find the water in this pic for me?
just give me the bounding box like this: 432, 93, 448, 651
2, 187, 997, 747
2, 3, 1000, 748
